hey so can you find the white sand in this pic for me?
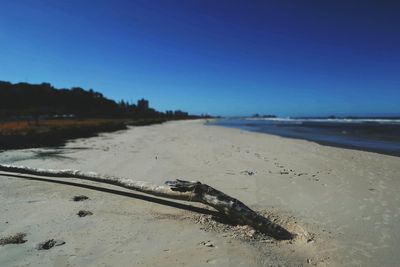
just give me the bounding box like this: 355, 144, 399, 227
1, 120, 399, 266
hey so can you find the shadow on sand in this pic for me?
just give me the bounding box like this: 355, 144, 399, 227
0, 172, 224, 219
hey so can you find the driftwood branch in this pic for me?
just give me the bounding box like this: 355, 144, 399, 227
0, 164, 293, 240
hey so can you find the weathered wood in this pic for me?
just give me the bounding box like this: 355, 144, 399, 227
0, 164, 293, 240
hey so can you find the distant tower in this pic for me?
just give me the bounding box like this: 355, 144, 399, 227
137, 98, 149, 111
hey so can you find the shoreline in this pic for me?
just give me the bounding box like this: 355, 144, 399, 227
1, 120, 399, 266
214, 124, 400, 157
210, 119, 400, 157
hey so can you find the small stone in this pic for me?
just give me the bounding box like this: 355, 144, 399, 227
199, 240, 215, 247
37, 239, 65, 250
307, 258, 312, 264
73, 195, 89, 202
205, 242, 214, 247
77, 210, 93, 217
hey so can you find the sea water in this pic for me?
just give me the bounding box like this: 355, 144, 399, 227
210, 117, 400, 156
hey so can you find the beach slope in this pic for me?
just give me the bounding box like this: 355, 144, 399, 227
1, 120, 399, 266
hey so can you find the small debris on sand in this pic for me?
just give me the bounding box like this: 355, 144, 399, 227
241, 170, 256, 176
199, 240, 215, 247
0, 233, 27, 246
73, 195, 89, 201
37, 239, 65, 250
77, 210, 93, 217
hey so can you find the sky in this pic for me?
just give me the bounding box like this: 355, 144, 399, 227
0, 0, 399, 117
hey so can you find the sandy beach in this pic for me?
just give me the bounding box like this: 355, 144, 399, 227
1, 120, 399, 266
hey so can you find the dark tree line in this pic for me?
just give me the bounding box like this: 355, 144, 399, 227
0, 81, 199, 120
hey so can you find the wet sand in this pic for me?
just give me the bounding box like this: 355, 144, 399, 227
1, 120, 399, 266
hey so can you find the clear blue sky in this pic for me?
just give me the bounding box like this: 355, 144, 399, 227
1, 0, 399, 117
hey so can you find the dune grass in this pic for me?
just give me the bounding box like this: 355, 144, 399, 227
0, 118, 126, 135
0, 118, 126, 149
0, 117, 171, 150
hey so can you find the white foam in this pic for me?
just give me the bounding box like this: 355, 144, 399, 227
244, 117, 400, 124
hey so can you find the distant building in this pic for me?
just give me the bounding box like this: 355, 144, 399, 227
137, 98, 149, 111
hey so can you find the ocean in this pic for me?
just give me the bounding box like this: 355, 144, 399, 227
209, 117, 400, 157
